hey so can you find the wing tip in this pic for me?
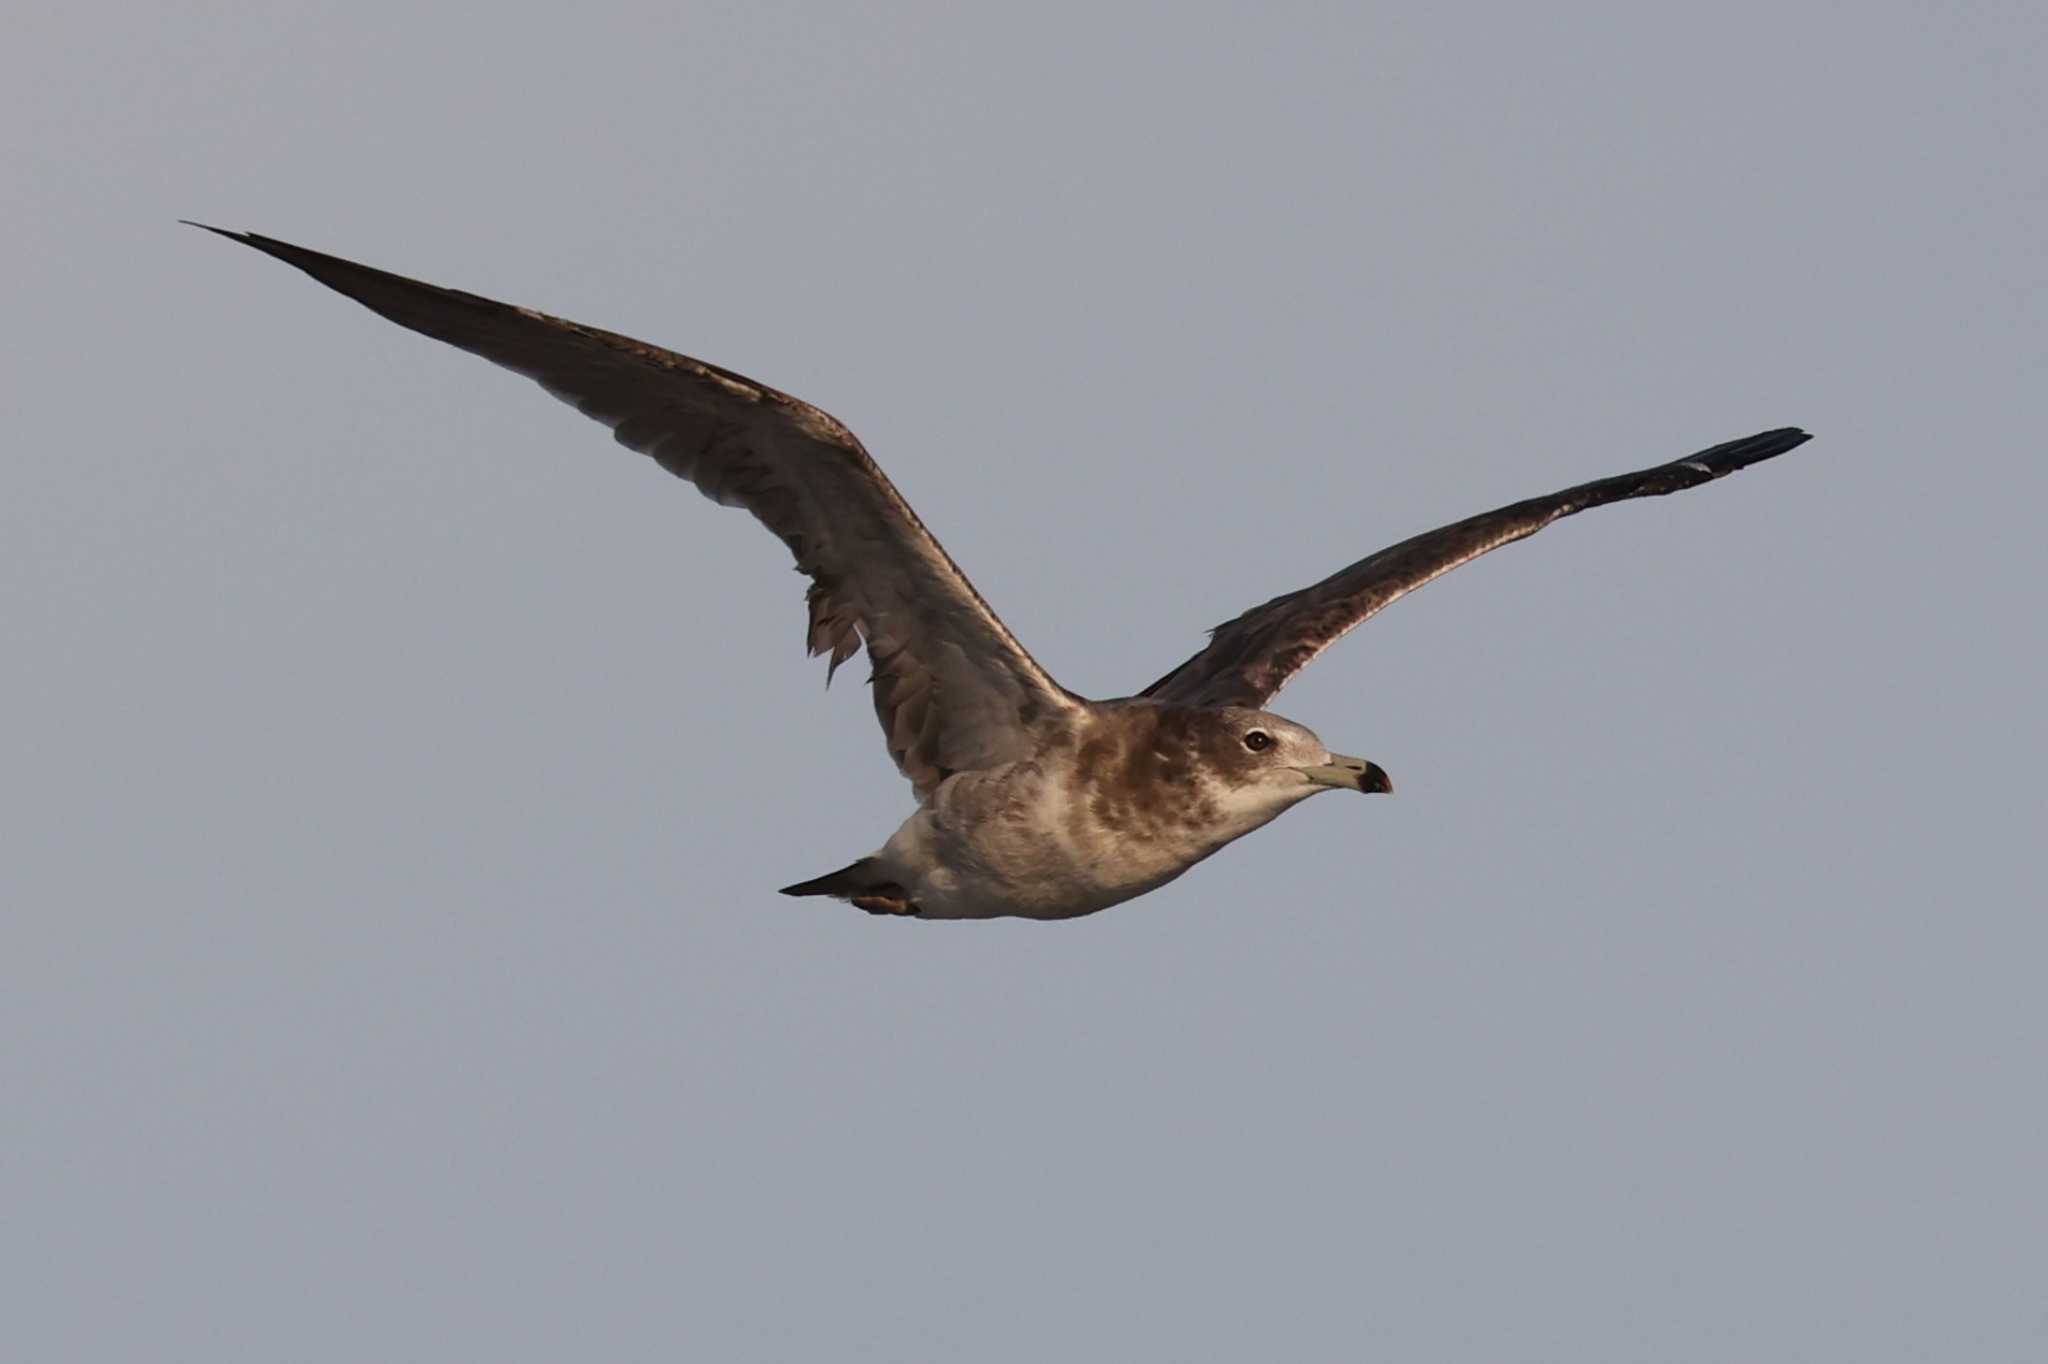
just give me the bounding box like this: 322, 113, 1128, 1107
181, 219, 249, 242
181, 220, 319, 267
1759, 425, 1814, 452
1679, 425, 1813, 481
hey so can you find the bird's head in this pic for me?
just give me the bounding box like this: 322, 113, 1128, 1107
1206, 707, 1390, 798
1154, 706, 1391, 846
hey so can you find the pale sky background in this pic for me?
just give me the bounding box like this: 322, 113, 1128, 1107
6, 2, 2044, 1359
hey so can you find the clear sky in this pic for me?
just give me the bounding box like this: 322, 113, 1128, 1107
7, 2, 2044, 1358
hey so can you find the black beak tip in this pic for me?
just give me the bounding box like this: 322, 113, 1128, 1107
1363, 762, 1393, 795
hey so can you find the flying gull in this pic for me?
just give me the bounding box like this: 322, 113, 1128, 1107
191, 225, 1810, 920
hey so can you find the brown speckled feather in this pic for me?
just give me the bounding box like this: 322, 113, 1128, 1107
1141, 428, 1811, 709
194, 226, 1079, 796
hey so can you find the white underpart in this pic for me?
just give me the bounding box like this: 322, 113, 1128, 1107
868, 745, 1330, 921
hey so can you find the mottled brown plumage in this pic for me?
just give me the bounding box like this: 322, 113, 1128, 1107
193, 224, 1806, 919
1069, 706, 1227, 841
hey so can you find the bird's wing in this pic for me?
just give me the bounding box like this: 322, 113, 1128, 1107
195, 226, 1080, 798
1140, 428, 1811, 709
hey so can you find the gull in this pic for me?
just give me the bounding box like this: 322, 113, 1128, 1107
191, 226, 1810, 920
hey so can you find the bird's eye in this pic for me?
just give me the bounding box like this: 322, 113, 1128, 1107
1243, 730, 1274, 753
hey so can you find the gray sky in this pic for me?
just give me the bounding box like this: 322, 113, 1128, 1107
7, 2, 2044, 1358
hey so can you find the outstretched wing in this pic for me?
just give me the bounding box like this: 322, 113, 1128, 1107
195, 225, 1080, 797
1141, 428, 1811, 709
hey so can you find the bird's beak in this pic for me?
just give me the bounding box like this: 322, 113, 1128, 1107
1297, 754, 1393, 795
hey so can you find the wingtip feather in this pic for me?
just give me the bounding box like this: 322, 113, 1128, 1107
1698, 426, 1813, 474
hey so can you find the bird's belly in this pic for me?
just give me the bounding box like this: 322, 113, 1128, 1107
934, 863, 1190, 920
913, 851, 1192, 921
880, 786, 1209, 920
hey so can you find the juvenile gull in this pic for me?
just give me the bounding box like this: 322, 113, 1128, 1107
191, 226, 1811, 920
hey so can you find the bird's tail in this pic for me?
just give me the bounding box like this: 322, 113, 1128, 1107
778, 857, 891, 899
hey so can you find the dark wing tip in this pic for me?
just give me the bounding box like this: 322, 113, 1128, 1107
182, 221, 388, 283
181, 222, 523, 355
1689, 426, 1813, 476
182, 221, 288, 256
